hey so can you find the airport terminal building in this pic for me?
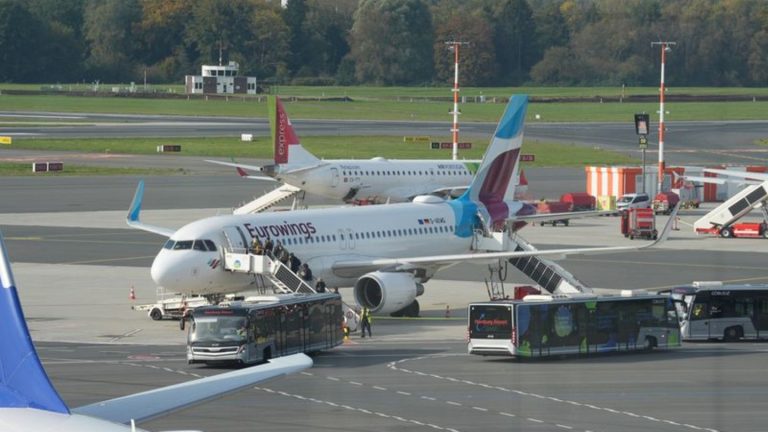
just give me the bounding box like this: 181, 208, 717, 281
185, 61, 258, 95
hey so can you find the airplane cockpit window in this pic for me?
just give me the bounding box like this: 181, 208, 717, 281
193, 241, 206, 251
204, 240, 217, 251
163, 239, 175, 249
173, 240, 193, 250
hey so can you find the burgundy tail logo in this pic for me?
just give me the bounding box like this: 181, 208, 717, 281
274, 98, 300, 165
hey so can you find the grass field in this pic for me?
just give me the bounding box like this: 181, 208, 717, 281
2, 93, 768, 122
0, 163, 176, 176
4, 135, 638, 168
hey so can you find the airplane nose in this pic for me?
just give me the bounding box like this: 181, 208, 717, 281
151, 251, 188, 292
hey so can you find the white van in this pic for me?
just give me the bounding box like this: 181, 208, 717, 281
616, 192, 651, 211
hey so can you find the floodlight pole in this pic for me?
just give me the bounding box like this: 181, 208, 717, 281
446, 40, 469, 161
651, 41, 675, 193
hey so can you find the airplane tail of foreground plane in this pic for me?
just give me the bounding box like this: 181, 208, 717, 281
0, 230, 312, 431
269, 95, 321, 167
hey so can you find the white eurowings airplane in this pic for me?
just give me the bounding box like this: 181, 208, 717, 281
130, 95, 674, 316
0, 232, 311, 432
206, 95, 482, 203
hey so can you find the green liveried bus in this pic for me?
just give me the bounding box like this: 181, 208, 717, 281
468, 291, 680, 358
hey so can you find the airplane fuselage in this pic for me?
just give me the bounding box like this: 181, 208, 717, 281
276, 159, 478, 203
151, 196, 526, 296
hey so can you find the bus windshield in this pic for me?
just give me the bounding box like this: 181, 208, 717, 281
469, 304, 512, 339
190, 316, 247, 343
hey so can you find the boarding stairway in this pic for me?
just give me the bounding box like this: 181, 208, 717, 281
222, 250, 361, 331
473, 228, 592, 295
224, 251, 315, 294
693, 181, 768, 233
233, 184, 304, 215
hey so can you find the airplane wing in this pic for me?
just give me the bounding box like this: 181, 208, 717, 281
125, 180, 176, 237
514, 209, 614, 223
205, 159, 278, 182
703, 168, 768, 183
72, 354, 312, 425
332, 204, 678, 273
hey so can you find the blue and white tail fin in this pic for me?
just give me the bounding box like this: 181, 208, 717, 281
460, 95, 528, 224
0, 232, 69, 413
269, 96, 321, 167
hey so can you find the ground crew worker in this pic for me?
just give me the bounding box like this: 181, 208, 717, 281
360, 306, 372, 338
315, 278, 327, 293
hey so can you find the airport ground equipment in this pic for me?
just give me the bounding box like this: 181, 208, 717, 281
621, 208, 657, 240
467, 290, 680, 358
536, 200, 572, 226
693, 181, 768, 237
233, 184, 304, 214
653, 191, 680, 215
661, 281, 768, 341
187, 292, 343, 365
134, 294, 211, 321
560, 192, 596, 211
222, 250, 360, 329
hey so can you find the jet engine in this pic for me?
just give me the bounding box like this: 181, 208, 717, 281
353, 272, 424, 316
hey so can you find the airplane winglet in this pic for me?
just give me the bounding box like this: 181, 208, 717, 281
125, 181, 176, 238
0, 231, 70, 414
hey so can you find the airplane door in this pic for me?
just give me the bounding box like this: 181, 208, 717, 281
338, 229, 346, 250
331, 167, 340, 188
222, 225, 249, 253
347, 228, 355, 250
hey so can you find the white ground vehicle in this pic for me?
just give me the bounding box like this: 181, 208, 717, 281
616, 193, 651, 211
134, 294, 210, 321
662, 281, 768, 341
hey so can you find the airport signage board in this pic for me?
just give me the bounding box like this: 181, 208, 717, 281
404, 136, 430, 142
431, 142, 472, 150
520, 154, 535, 162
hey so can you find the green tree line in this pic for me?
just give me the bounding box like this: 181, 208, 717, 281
1, 0, 767, 87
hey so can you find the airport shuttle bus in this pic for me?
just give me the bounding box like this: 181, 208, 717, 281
663, 282, 768, 341
187, 293, 343, 365
468, 291, 680, 358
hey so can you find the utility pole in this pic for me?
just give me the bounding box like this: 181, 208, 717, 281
445, 40, 469, 161
651, 41, 675, 193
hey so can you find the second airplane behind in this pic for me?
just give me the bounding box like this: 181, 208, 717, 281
207, 96, 485, 204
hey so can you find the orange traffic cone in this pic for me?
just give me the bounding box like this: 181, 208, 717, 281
129, 286, 136, 301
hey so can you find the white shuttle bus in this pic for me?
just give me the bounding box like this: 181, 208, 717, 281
664, 281, 768, 341
468, 291, 680, 358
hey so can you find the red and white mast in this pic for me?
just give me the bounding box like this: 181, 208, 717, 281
446, 40, 469, 161
651, 41, 675, 193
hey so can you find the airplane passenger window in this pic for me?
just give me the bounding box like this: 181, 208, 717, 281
333, 234, 337, 241
163, 240, 175, 249
204, 240, 217, 251
173, 240, 193, 250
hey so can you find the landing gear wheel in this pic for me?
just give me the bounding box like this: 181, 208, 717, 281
391, 300, 420, 318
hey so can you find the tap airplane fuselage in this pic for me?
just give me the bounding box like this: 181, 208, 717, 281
207, 96, 482, 204
133, 95, 671, 316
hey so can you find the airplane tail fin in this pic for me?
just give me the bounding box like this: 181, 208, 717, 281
0, 231, 69, 413
459, 95, 528, 223
269, 96, 320, 166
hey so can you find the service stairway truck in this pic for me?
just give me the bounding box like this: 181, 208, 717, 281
693, 181, 768, 239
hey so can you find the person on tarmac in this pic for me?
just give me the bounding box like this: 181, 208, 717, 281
360, 307, 373, 338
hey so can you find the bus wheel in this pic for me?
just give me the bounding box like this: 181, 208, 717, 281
724, 326, 742, 342
150, 308, 162, 321
643, 336, 656, 351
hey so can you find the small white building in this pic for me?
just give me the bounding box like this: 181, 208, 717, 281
185, 61, 258, 95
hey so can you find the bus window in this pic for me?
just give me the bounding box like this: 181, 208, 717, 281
691, 303, 707, 320
468, 305, 512, 339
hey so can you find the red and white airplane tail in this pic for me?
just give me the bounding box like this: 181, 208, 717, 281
269, 96, 320, 167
